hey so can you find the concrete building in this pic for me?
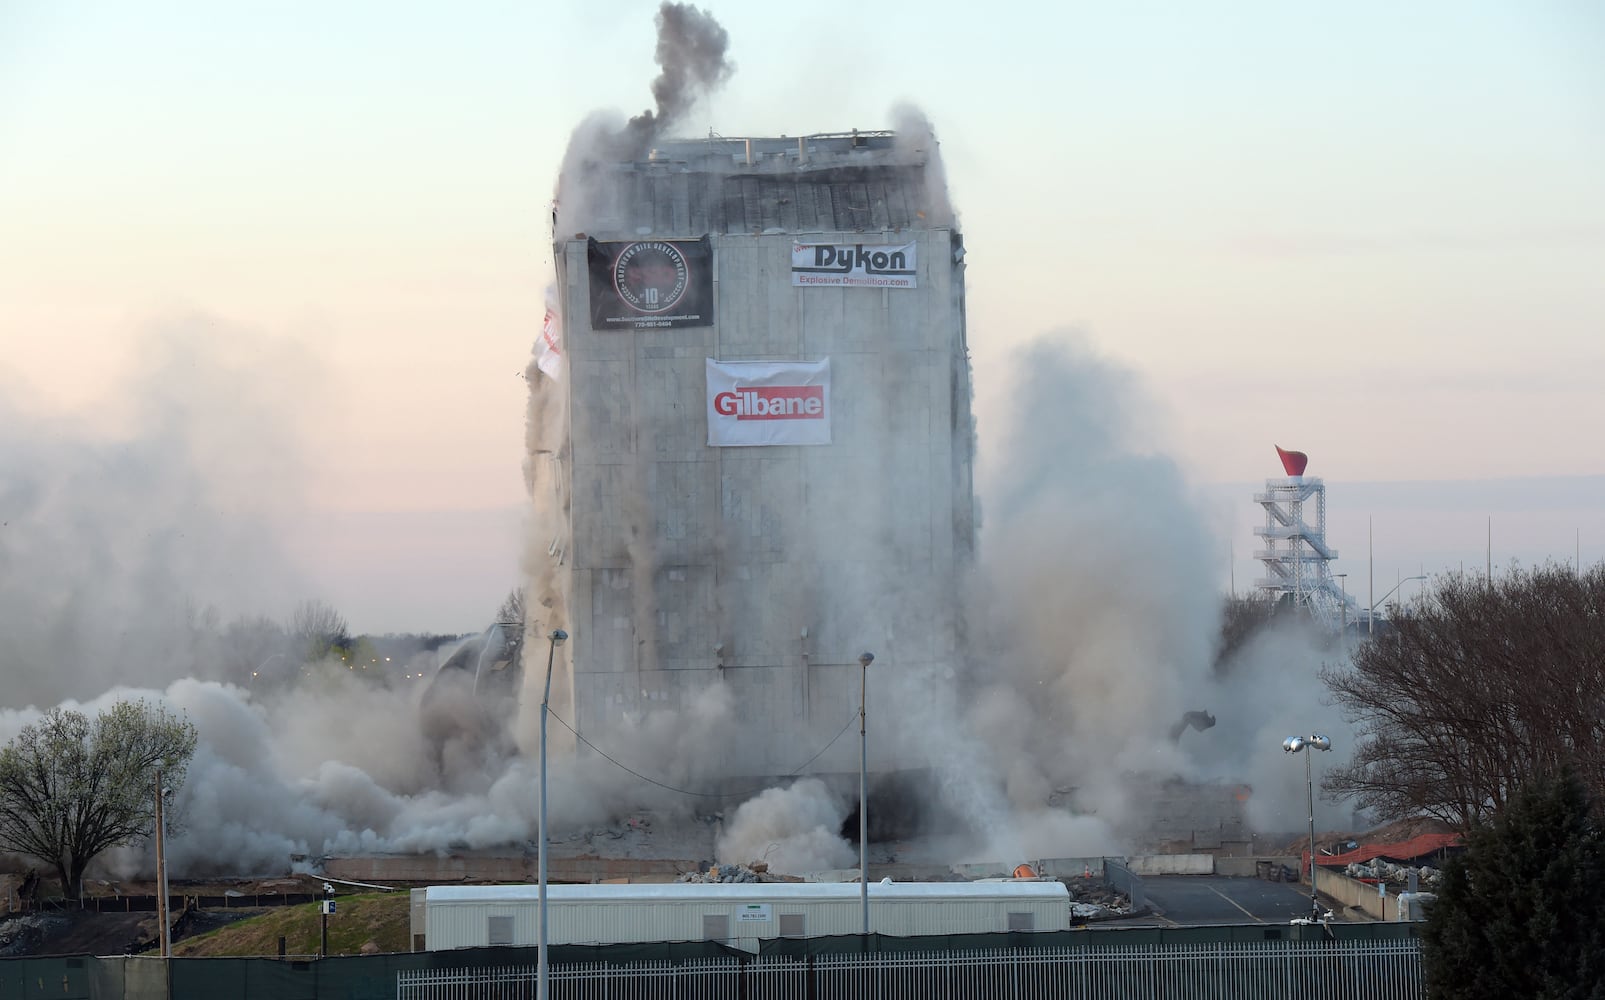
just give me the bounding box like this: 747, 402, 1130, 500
543, 130, 975, 776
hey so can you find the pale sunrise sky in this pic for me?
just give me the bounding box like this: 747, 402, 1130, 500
3, 2, 1602, 632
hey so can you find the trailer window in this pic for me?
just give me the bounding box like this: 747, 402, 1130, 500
488, 915, 514, 946
702, 914, 730, 940
779, 913, 805, 936
1007, 912, 1035, 932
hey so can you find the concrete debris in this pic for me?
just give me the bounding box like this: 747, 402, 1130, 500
1063, 879, 1133, 919
679, 863, 761, 883
676, 863, 799, 884
1345, 859, 1443, 887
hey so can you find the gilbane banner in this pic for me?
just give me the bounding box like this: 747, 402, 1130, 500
791, 241, 918, 288
706, 358, 831, 447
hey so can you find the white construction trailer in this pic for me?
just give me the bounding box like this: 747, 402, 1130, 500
418, 881, 1070, 953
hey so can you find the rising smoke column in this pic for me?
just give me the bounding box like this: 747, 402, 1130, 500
621, 2, 735, 157
555, 3, 735, 236
910, 333, 1359, 856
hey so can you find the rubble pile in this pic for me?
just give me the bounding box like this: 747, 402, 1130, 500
1345, 859, 1443, 888
1063, 880, 1133, 919
677, 862, 799, 884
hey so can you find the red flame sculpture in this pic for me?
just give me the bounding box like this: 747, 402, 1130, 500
1275, 446, 1309, 477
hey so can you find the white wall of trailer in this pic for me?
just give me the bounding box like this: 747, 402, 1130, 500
424, 882, 1069, 953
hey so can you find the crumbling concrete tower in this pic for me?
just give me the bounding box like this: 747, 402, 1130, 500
545, 131, 976, 777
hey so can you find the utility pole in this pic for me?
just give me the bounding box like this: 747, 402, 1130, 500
154, 769, 170, 959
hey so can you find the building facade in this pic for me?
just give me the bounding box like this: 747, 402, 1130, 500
546, 131, 975, 777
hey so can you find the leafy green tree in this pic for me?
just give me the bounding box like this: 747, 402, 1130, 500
1423, 770, 1605, 999
0, 701, 198, 899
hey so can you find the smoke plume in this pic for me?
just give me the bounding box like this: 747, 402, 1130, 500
0, 317, 310, 709
554, 4, 734, 237
0, 16, 1364, 892
623, 2, 735, 157
716, 780, 854, 874
932, 333, 1356, 853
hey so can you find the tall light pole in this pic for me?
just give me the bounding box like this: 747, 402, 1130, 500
1282, 734, 1332, 921
1368, 576, 1426, 635
857, 651, 875, 936
538, 628, 568, 1000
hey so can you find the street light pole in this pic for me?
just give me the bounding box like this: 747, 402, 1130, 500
858, 651, 874, 937
1282, 734, 1333, 921
1367, 575, 1426, 635
154, 769, 170, 959
538, 628, 568, 1000
1334, 573, 1348, 636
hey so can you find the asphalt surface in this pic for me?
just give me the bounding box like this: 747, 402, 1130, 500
1138, 876, 1327, 926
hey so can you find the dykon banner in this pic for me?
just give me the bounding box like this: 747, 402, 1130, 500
706, 358, 832, 447
790, 241, 917, 288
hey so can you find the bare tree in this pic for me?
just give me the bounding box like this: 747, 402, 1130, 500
1322, 564, 1605, 828
0, 701, 198, 898
289, 599, 349, 662
496, 587, 526, 627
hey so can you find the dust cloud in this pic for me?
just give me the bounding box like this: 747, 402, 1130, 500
0, 7, 1359, 890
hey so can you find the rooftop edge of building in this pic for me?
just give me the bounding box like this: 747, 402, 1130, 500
557, 129, 953, 239
622, 129, 932, 176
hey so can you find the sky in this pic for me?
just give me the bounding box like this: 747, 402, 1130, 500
3, 1, 1602, 633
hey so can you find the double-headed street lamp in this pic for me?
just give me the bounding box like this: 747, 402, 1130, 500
537, 627, 568, 1000
1283, 734, 1333, 921
857, 651, 875, 936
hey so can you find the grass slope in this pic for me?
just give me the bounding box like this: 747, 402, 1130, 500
172, 893, 412, 957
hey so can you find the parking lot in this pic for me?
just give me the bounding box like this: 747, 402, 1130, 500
1135, 875, 1326, 925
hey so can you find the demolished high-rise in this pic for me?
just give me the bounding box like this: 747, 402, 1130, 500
537, 129, 976, 777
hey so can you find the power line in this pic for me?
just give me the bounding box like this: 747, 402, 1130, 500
544, 709, 857, 799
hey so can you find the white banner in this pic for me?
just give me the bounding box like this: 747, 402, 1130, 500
706, 358, 831, 447
790, 241, 917, 288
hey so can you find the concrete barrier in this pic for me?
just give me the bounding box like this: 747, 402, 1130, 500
1034, 857, 1108, 880
1316, 866, 1394, 920
1216, 856, 1300, 878
1126, 854, 1214, 876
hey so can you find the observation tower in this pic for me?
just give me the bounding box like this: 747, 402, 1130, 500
1253, 447, 1353, 632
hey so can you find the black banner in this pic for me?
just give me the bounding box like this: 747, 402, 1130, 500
587, 237, 714, 330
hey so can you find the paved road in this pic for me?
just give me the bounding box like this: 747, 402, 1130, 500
1139, 876, 1324, 925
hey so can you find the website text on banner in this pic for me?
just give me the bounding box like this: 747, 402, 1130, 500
705, 358, 832, 447
790, 241, 917, 288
